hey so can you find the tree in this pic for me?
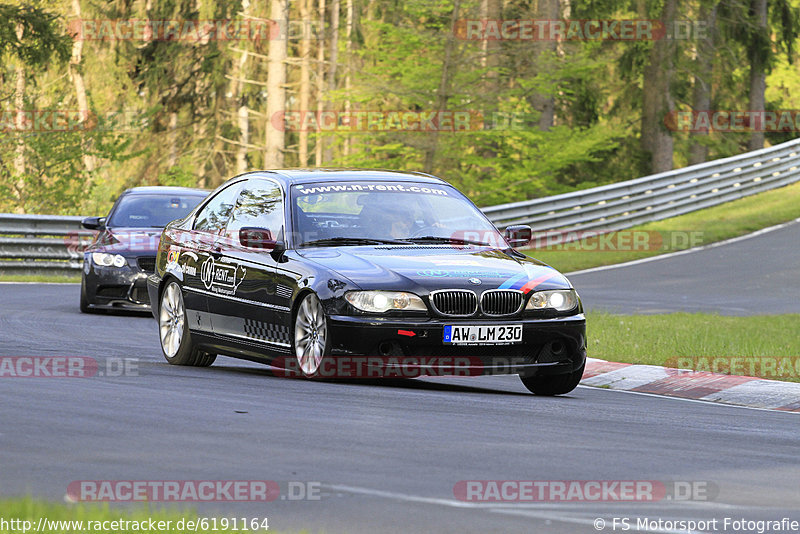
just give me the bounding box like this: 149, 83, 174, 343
0, 2, 71, 212
265, 0, 289, 168
640, 0, 677, 173
748, 0, 768, 150
689, 2, 718, 164
298, 0, 312, 166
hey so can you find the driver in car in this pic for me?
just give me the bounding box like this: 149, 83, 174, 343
386, 208, 413, 239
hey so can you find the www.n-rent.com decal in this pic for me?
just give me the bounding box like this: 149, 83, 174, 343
295, 182, 450, 196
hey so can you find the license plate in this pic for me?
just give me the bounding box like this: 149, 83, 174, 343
443, 324, 523, 345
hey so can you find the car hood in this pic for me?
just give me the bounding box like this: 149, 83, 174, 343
91, 227, 163, 255
298, 245, 572, 293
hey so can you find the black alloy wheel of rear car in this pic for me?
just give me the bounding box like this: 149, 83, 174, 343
158, 280, 216, 367
520, 362, 586, 396
293, 293, 330, 377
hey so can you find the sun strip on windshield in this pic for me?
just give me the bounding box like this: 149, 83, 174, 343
295, 182, 450, 196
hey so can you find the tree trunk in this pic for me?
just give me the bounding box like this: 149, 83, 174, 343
689, 3, 716, 165
343, 0, 354, 157
13, 22, 26, 212
324, 0, 340, 162
641, 0, 676, 174
168, 112, 178, 167
477, 0, 501, 161
532, 0, 559, 131
480, 0, 501, 88
264, 0, 289, 168
14, 65, 25, 177
195, 120, 207, 187
747, 0, 768, 151
230, 0, 251, 174
69, 0, 96, 174
237, 105, 251, 174
299, 0, 312, 166
315, 0, 326, 166
423, 0, 460, 174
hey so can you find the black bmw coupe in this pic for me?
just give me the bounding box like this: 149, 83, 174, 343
147, 170, 586, 395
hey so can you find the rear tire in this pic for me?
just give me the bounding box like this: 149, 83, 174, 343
520, 362, 585, 396
159, 280, 216, 367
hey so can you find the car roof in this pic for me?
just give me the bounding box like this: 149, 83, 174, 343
228, 169, 450, 187
122, 186, 209, 196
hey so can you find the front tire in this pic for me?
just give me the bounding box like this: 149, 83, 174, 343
79, 276, 97, 314
293, 293, 330, 377
520, 363, 585, 396
159, 281, 216, 367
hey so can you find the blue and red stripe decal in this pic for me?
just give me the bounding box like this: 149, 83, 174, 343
499, 270, 562, 293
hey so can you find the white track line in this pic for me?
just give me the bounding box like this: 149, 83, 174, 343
325, 483, 728, 534
566, 218, 800, 276
575, 385, 800, 415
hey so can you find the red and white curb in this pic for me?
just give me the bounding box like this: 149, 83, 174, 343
581, 358, 800, 412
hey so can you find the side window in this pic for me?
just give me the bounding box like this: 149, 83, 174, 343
194, 183, 241, 233
226, 180, 285, 240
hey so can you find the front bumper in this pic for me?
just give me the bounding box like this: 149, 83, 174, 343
326, 314, 586, 377
83, 256, 153, 311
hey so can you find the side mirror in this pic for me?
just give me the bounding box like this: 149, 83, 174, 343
504, 225, 532, 248
81, 217, 106, 230
239, 227, 277, 249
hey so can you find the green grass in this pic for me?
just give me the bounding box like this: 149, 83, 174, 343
527, 180, 800, 273
588, 312, 800, 382
0, 274, 80, 283
0, 497, 295, 533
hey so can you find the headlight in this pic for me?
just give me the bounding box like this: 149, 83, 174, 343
525, 289, 578, 312
345, 291, 427, 313
92, 252, 127, 268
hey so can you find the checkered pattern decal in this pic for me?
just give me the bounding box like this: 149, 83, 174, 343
244, 318, 291, 346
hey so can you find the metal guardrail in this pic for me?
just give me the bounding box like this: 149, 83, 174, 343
482, 137, 800, 232
2, 137, 800, 276
0, 214, 90, 276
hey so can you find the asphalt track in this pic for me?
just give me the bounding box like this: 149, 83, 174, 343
0, 281, 798, 533
568, 219, 800, 315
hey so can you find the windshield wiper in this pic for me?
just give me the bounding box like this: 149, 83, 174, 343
406, 235, 493, 247
300, 237, 413, 247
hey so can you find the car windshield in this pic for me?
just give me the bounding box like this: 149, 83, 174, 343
291, 181, 504, 247
107, 193, 205, 228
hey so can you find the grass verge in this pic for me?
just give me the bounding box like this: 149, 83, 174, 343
527, 180, 800, 273
0, 274, 80, 283
588, 312, 800, 382
0, 497, 286, 533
